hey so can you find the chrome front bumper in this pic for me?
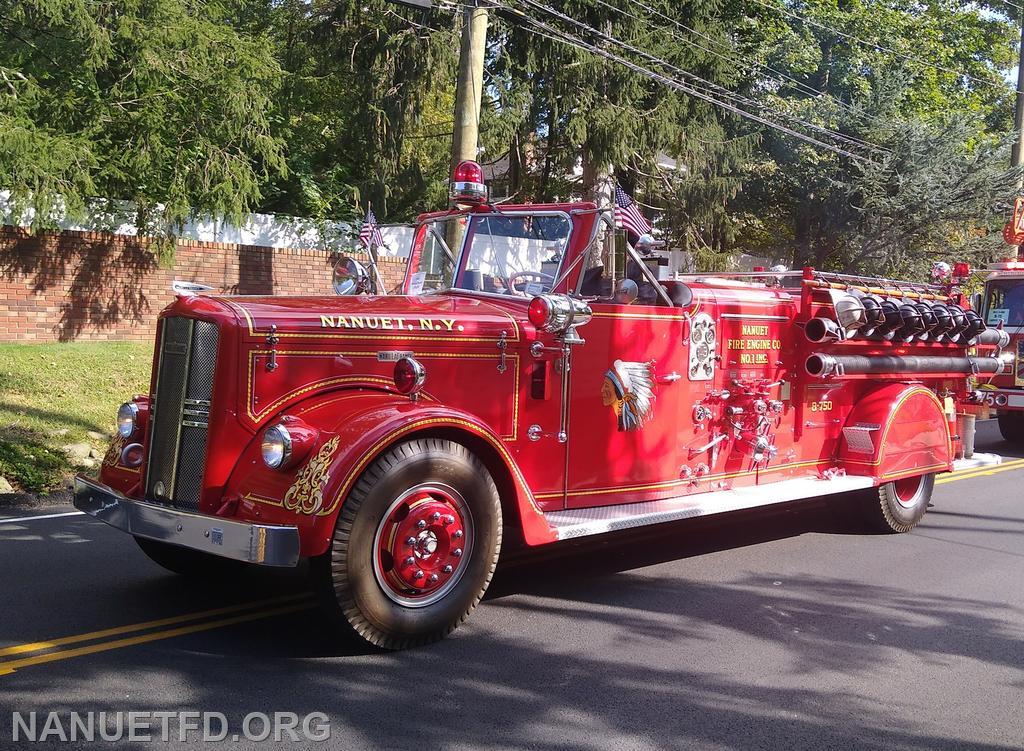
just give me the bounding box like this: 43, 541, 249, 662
73, 477, 300, 567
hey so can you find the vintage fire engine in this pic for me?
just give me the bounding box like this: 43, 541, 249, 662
974, 259, 1024, 442
76, 161, 1012, 649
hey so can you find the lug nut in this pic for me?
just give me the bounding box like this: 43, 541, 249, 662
405, 537, 416, 546
414, 569, 424, 579
453, 530, 464, 539
431, 511, 441, 521
404, 556, 415, 566
416, 520, 427, 529
443, 564, 453, 573
444, 515, 455, 525
452, 548, 463, 558
428, 573, 439, 583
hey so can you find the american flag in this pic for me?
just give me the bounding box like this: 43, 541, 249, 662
614, 183, 653, 238
358, 207, 385, 250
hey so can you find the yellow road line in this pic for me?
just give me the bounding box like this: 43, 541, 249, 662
0, 593, 312, 659
937, 458, 1024, 485
0, 602, 314, 676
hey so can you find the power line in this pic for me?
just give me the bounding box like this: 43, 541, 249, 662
610, 0, 869, 119
748, 0, 1023, 97
496, 1, 873, 160
512, 0, 884, 155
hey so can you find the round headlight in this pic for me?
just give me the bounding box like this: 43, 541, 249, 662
261, 425, 293, 469
117, 402, 139, 438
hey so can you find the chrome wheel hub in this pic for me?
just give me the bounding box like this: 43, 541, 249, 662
371, 483, 474, 608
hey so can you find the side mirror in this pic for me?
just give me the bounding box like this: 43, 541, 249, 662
634, 233, 662, 256
614, 279, 639, 305
970, 291, 983, 313
333, 256, 372, 296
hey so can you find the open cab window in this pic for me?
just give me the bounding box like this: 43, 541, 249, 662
576, 219, 679, 307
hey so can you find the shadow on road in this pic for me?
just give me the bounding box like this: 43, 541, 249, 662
3, 425, 1020, 750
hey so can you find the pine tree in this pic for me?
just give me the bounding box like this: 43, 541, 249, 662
487, 0, 755, 260
0, 0, 286, 241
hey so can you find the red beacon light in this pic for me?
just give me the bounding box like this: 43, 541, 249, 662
394, 356, 426, 398
952, 261, 971, 280
451, 160, 487, 206
528, 294, 594, 335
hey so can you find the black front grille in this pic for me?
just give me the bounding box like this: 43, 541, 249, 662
145, 317, 219, 511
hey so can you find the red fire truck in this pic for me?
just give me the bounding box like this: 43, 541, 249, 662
76, 161, 1012, 649
976, 260, 1024, 442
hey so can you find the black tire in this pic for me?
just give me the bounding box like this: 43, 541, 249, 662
861, 473, 935, 534
997, 411, 1024, 443
134, 536, 240, 577
312, 438, 502, 650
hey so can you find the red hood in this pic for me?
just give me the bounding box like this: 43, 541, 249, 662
182, 293, 527, 346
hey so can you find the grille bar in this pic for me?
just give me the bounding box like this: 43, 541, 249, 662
145, 317, 219, 511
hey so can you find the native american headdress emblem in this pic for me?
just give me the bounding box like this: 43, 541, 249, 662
600, 360, 656, 431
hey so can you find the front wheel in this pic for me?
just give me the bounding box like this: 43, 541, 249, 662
997, 411, 1024, 443
312, 438, 502, 650
861, 473, 935, 534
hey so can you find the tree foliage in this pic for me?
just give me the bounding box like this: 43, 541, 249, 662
733, 0, 1021, 272
0, 0, 285, 237
233, 0, 461, 224
2, 0, 1021, 277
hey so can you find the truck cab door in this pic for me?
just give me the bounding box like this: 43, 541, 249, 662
562, 296, 690, 509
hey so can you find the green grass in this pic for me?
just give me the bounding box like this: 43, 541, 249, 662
0, 342, 153, 493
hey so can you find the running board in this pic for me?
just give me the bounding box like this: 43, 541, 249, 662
544, 475, 875, 540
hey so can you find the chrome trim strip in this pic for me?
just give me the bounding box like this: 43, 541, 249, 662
168, 317, 195, 500
144, 319, 167, 494
545, 474, 875, 540
73, 477, 300, 567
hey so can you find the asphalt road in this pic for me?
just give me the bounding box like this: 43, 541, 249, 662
0, 420, 1022, 750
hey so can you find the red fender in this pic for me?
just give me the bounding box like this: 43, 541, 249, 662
838, 383, 952, 482
224, 391, 555, 558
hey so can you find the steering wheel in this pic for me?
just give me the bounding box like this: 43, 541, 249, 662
507, 271, 555, 296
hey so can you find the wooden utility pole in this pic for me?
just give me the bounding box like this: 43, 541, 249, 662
451, 3, 488, 169
1013, 12, 1024, 258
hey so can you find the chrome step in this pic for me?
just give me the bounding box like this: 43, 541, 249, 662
545, 475, 875, 540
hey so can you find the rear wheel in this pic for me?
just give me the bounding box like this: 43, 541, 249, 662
997, 411, 1024, 443
312, 438, 501, 650
861, 473, 934, 533
134, 536, 239, 577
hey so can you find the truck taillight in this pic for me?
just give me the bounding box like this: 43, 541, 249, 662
394, 357, 426, 396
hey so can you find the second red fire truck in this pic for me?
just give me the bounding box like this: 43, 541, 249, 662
76, 161, 1012, 649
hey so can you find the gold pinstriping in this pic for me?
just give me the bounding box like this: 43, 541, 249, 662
225, 299, 522, 343
245, 350, 519, 439
842, 387, 950, 467
321, 417, 540, 518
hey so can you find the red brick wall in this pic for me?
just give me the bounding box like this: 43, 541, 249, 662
0, 226, 408, 342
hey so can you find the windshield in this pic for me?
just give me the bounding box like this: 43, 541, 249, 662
409, 212, 572, 297
984, 279, 1024, 326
